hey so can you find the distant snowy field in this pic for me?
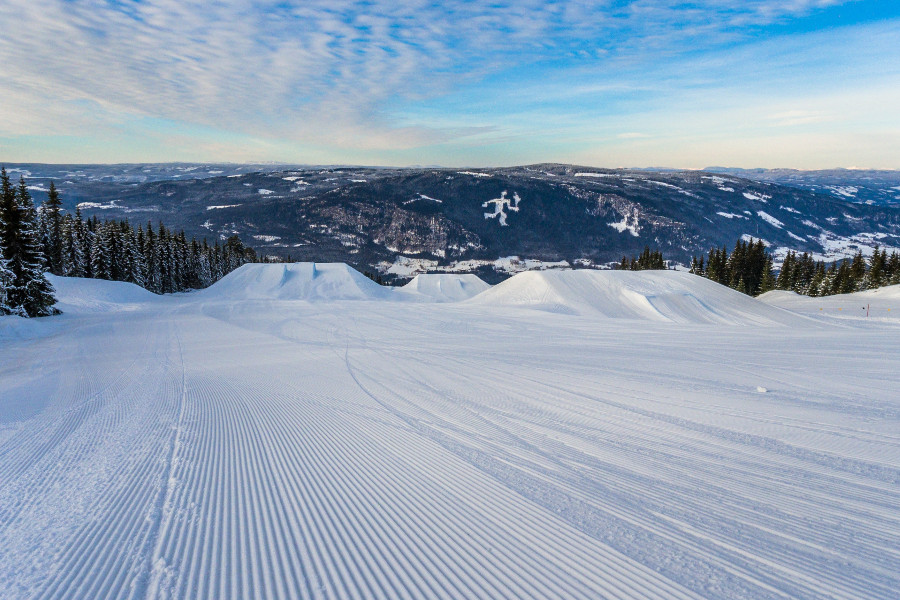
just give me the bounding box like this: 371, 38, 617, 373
1, 264, 899, 599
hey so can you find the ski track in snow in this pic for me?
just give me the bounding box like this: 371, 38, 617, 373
1, 274, 900, 599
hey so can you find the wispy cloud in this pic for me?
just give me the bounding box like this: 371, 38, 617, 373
0, 0, 893, 166
766, 110, 834, 127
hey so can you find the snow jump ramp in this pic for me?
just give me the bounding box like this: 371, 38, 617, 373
470, 269, 805, 326
198, 263, 391, 301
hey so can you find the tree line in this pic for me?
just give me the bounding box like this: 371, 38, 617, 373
1, 169, 58, 316
1, 167, 258, 317
690, 238, 900, 297
616, 247, 667, 271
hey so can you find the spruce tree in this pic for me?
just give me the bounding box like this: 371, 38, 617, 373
0, 253, 12, 314
90, 223, 111, 280
865, 247, 886, 290
807, 263, 825, 297
0, 182, 12, 314
1, 176, 58, 316
837, 260, 855, 294
849, 251, 867, 291
888, 252, 900, 285
42, 181, 64, 274
759, 255, 776, 294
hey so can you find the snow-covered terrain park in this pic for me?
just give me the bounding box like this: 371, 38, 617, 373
2, 264, 899, 599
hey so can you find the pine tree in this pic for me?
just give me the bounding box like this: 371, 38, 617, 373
61, 214, 80, 277
865, 247, 887, 290
0, 177, 13, 315
775, 251, 790, 290
849, 251, 867, 291
807, 262, 825, 297
837, 260, 855, 294
689, 255, 705, 276
73, 207, 89, 277
0, 253, 12, 314
759, 255, 776, 294
888, 252, 900, 285
134, 226, 148, 287
0, 176, 58, 316
90, 222, 111, 280
41, 181, 65, 275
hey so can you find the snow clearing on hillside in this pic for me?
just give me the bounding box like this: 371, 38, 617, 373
1, 263, 899, 599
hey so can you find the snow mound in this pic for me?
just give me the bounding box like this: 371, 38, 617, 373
199, 262, 389, 301
470, 269, 803, 325
46, 274, 156, 313
396, 274, 490, 302
759, 284, 900, 320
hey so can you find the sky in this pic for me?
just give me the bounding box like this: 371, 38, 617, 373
0, 0, 898, 168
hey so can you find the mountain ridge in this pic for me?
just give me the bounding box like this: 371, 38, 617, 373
7, 162, 900, 282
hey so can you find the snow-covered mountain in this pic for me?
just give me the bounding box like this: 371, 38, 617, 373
11, 163, 900, 281
707, 167, 900, 206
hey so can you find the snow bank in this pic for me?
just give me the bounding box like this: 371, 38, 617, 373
199, 262, 390, 302
396, 274, 490, 303
46, 274, 157, 313
471, 269, 804, 325
759, 284, 900, 320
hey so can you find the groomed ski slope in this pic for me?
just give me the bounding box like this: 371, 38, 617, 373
1, 264, 899, 600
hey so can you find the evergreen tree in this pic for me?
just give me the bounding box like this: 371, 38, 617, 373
837, 260, 855, 294
865, 247, 887, 290
849, 251, 867, 291
42, 181, 65, 275
134, 226, 148, 287
0, 176, 58, 316
776, 251, 795, 291
73, 208, 90, 277
0, 177, 13, 315
0, 252, 12, 315
61, 214, 81, 277
759, 255, 776, 294
888, 252, 900, 285
807, 262, 825, 297
90, 222, 111, 280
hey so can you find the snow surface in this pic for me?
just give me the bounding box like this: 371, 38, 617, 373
194, 262, 392, 302
826, 185, 859, 198
469, 269, 805, 325
759, 284, 900, 321
396, 273, 490, 303
482, 191, 521, 226
2, 264, 899, 599
757, 211, 784, 229
742, 191, 771, 202
46, 274, 158, 313
608, 212, 641, 236
403, 193, 443, 205
77, 200, 120, 210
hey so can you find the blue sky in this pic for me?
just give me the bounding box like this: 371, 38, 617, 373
0, 0, 898, 168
